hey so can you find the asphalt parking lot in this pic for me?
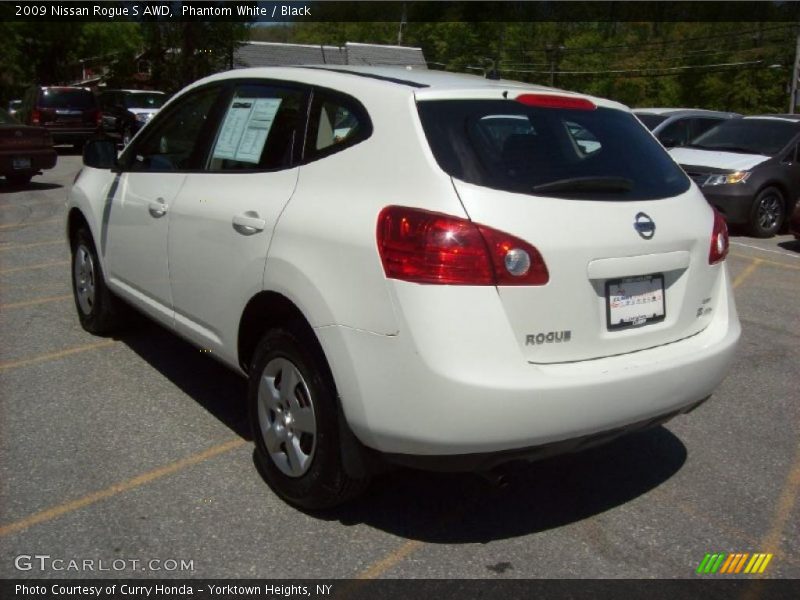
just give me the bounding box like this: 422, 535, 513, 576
0, 153, 798, 580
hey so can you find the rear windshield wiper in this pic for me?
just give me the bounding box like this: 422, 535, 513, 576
532, 176, 634, 194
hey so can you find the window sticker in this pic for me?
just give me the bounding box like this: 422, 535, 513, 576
212, 97, 283, 164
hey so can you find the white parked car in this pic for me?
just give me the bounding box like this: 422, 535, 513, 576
67, 67, 740, 508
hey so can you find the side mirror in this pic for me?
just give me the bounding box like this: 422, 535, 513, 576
83, 138, 118, 169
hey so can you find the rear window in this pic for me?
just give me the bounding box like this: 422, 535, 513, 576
38, 89, 96, 109
418, 100, 690, 200
690, 118, 798, 156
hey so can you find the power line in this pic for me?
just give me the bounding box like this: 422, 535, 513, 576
498, 59, 766, 77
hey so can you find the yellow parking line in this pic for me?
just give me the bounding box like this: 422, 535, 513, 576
0, 259, 68, 274
758, 441, 800, 563
0, 438, 246, 538
0, 239, 64, 251
0, 339, 116, 372
0, 217, 61, 230
732, 258, 763, 289
0, 294, 72, 310
357, 540, 424, 579
730, 253, 800, 272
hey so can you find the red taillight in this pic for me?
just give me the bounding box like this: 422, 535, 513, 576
709, 209, 729, 265
515, 93, 596, 111
377, 206, 549, 286
31, 109, 41, 125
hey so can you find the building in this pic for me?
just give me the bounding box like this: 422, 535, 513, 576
233, 41, 427, 69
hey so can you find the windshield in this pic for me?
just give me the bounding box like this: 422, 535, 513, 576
417, 100, 690, 200
635, 113, 668, 131
39, 88, 96, 109
125, 93, 166, 109
0, 108, 18, 125
690, 118, 798, 156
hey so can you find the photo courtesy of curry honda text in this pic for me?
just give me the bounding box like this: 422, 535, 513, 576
67, 67, 741, 509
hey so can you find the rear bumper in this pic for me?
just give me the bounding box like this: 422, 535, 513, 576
382, 398, 707, 472
316, 265, 740, 460
0, 148, 57, 176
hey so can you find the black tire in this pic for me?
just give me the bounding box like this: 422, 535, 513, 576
248, 327, 369, 509
6, 173, 32, 186
748, 186, 785, 238
70, 227, 126, 335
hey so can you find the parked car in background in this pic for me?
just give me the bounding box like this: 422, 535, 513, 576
8, 100, 22, 118
97, 89, 167, 146
69, 66, 739, 508
0, 107, 56, 185
17, 86, 101, 149
670, 115, 800, 238
634, 108, 740, 148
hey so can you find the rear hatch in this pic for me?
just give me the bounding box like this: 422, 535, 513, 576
37, 88, 98, 129
416, 91, 721, 363
0, 124, 51, 150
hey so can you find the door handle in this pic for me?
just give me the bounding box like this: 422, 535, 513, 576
148, 198, 168, 218
232, 212, 266, 235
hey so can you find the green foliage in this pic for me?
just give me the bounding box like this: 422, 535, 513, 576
0, 18, 794, 114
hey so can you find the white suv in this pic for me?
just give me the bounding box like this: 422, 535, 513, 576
68, 67, 740, 508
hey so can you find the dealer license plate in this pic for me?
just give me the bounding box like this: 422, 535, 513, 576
606, 274, 665, 330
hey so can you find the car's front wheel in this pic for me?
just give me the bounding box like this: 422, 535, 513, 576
70, 227, 126, 334
248, 327, 369, 509
748, 186, 785, 238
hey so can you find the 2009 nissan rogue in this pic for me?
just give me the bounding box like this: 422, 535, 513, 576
67, 67, 740, 508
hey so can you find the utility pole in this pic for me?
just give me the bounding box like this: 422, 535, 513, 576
791, 27, 800, 114
397, 3, 407, 46
545, 44, 565, 88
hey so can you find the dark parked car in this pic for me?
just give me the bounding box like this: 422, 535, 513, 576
17, 86, 101, 149
634, 108, 740, 148
669, 115, 800, 238
97, 89, 166, 146
0, 107, 56, 186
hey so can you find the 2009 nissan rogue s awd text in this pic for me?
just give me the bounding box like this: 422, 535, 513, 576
67, 67, 741, 508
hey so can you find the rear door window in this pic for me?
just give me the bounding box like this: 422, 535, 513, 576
207, 84, 307, 171
418, 100, 689, 200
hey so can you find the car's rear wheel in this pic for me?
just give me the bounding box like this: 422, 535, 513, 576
748, 186, 785, 238
71, 227, 125, 334
248, 327, 369, 509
